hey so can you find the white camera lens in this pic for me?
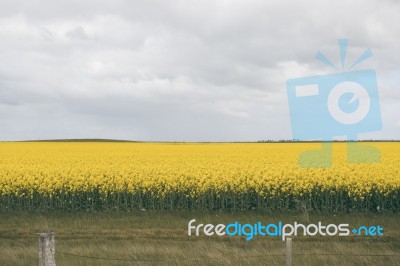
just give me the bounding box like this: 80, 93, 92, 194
327, 81, 371, 125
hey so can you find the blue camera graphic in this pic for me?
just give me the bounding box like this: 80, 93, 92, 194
286, 40, 382, 168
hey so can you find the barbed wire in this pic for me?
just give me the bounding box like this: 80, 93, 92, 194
56, 251, 283, 262
295, 253, 400, 257
56, 250, 400, 262
2, 234, 400, 263
0, 235, 30, 245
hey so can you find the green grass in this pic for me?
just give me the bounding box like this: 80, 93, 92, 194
0, 211, 399, 265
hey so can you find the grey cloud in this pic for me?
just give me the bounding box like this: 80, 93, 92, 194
0, 0, 399, 141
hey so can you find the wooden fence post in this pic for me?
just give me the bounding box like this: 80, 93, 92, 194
286, 237, 292, 266
39, 232, 56, 266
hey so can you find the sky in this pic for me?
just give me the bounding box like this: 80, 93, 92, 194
0, 0, 399, 141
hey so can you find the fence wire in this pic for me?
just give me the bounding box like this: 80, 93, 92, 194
57, 251, 283, 262
2, 234, 400, 263
56, 250, 400, 262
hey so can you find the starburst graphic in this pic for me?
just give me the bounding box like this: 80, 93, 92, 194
315, 39, 373, 70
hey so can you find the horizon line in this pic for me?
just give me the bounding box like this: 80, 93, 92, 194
1, 138, 399, 143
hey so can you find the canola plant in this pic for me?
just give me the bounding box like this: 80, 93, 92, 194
0, 142, 398, 211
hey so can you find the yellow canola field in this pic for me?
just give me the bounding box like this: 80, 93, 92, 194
0, 142, 399, 211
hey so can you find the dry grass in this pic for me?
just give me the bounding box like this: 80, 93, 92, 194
0, 211, 399, 265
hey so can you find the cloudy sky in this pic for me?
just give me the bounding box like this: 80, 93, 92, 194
0, 0, 399, 141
